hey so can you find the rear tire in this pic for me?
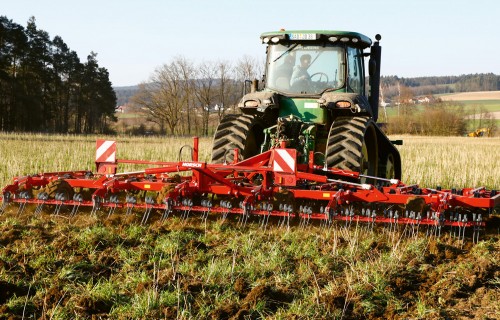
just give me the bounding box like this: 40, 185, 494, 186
326, 116, 378, 179
211, 114, 266, 163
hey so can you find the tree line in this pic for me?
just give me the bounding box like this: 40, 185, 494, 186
0, 16, 116, 133
381, 73, 499, 99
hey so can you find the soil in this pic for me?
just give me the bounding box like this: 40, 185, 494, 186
0, 209, 498, 319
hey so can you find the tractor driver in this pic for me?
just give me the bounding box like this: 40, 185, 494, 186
290, 54, 311, 89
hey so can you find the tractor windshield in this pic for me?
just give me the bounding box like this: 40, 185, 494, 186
266, 43, 346, 94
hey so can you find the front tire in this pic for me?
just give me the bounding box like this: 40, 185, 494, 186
326, 116, 378, 179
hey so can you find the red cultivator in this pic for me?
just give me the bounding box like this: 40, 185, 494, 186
1, 138, 498, 242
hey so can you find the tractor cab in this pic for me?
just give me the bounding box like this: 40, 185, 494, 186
263, 31, 370, 97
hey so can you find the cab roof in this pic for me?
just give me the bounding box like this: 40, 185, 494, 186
260, 30, 373, 49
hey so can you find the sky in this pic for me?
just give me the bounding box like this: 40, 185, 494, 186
3, 0, 499, 87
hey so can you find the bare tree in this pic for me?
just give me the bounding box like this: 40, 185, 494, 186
131, 56, 194, 135
195, 61, 219, 135
232, 55, 264, 112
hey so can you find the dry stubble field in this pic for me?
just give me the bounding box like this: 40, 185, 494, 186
0, 133, 499, 319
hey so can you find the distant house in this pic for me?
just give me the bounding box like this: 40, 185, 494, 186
417, 96, 430, 104
115, 105, 127, 113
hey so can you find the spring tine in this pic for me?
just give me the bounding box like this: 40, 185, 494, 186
16, 191, 32, 216
179, 198, 192, 222
473, 213, 482, 244
17, 200, 27, 216
141, 207, 152, 225
34, 203, 44, 215
0, 192, 10, 215
91, 196, 102, 217
0, 202, 8, 215
70, 194, 83, 218
203, 205, 211, 224
141, 196, 155, 225
53, 193, 63, 215
160, 198, 173, 223
70, 203, 81, 218
220, 200, 231, 222
125, 194, 138, 216
107, 195, 118, 219
107, 206, 116, 219
261, 202, 272, 231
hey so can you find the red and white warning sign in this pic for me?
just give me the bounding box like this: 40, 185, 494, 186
272, 149, 296, 173
95, 140, 116, 163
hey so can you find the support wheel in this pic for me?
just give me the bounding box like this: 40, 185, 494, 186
211, 114, 266, 163
326, 116, 378, 180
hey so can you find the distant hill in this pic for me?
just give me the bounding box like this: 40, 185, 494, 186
114, 85, 139, 106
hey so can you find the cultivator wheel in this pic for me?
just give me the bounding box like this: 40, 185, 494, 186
211, 114, 267, 163
326, 116, 378, 180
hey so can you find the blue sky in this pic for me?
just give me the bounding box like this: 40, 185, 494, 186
3, 0, 499, 86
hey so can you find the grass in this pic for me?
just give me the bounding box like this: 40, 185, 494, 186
0, 132, 499, 188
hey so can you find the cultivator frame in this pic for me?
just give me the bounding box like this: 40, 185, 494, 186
1, 138, 498, 241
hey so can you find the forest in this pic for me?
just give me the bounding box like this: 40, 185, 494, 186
0, 16, 116, 134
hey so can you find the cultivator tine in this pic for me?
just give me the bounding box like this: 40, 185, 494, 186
449, 212, 462, 240
342, 206, 354, 229
299, 205, 312, 228
200, 199, 212, 224
53, 192, 70, 216
259, 202, 273, 230
17, 191, 32, 216
160, 198, 173, 222
370, 209, 377, 231
125, 194, 137, 215
0, 201, 8, 215
0, 192, 12, 215
456, 213, 468, 242
70, 194, 84, 217
0, 202, 7, 215
107, 195, 120, 219
141, 196, 156, 225
472, 213, 482, 244
237, 201, 252, 228
278, 204, 293, 229
219, 200, 232, 221
34, 192, 49, 215
427, 212, 445, 238
391, 211, 399, 233
180, 198, 193, 222
91, 197, 102, 216
407, 211, 421, 238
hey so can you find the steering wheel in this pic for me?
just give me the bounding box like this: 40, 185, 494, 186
310, 72, 329, 83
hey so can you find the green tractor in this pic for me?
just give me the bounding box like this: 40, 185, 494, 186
211, 30, 401, 180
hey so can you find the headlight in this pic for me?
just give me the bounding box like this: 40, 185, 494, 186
244, 100, 259, 108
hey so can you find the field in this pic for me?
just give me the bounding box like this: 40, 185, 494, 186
0, 134, 499, 319
383, 91, 500, 131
